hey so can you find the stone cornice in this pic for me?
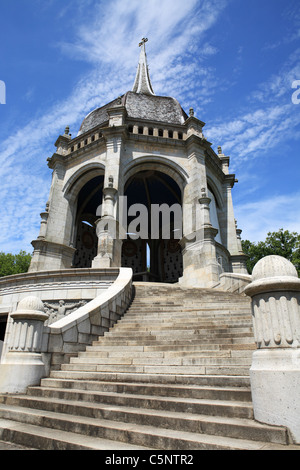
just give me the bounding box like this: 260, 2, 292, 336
224, 173, 237, 188
184, 115, 206, 128
100, 125, 128, 140
47, 153, 66, 169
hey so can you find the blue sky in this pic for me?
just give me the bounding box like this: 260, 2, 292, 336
0, 0, 299, 254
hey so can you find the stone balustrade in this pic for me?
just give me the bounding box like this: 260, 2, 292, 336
0, 267, 133, 393
45, 267, 133, 370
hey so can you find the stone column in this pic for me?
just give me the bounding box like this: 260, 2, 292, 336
244, 255, 300, 444
29, 147, 75, 271
0, 296, 49, 393
180, 191, 219, 287
197, 194, 219, 284
180, 116, 219, 287
92, 114, 126, 268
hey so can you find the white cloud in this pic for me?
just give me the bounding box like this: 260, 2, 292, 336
0, 0, 227, 253
235, 192, 300, 243
1, 0, 299, 255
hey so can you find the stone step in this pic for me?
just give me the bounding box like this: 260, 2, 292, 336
0, 404, 292, 450
39, 378, 252, 401
110, 321, 253, 329
105, 327, 253, 337
126, 307, 251, 314
87, 343, 256, 352
94, 338, 255, 347
129, 303, 251, 309
69, 356, 252, 366
99, 334, 255, 343
60, 363, 251, 376
49, 370, 251, 387
77, 349, 253, 359
122, 318, 252, 326
104, 325, 253, 335
1, 283, 298, 450
3, 387, 255, 419
0, 393, 290, 447
118, 318, 252, 327
0, 417, 150, 450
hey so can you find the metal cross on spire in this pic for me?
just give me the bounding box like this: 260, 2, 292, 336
139, 37, 148, 47
132, 38, 155, 96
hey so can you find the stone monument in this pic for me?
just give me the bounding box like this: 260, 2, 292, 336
26, 38, 248, 289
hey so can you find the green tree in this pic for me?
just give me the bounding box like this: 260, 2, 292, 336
242, 229, 300, 276
0, 250, 32, 277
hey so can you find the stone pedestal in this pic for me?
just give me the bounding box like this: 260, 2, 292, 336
180, 195, 219, 287
92, 216, 122, 268
244, 255, 300, 443
0, 296, 48, 393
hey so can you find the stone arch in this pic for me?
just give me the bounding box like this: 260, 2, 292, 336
63, 164, 105, 268
207, 177, 224, 210
121, 162, 184, 283
63, 162, 105, 202
122, 156, 188, 196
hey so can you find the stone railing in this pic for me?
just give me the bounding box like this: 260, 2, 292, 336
0, 268, 120, 361
45, 267, 133, 371
244, 255, 300, 444
0, 268, 133, 393
217, 272, 251, 293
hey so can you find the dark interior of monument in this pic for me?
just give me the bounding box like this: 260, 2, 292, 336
122, 170, 183, 283
72, 170, 183, 282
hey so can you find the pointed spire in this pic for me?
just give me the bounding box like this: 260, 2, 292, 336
132, 38, 155, 96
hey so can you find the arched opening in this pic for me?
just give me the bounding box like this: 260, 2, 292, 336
121, 170, 183, 283
73, 175, 104, 268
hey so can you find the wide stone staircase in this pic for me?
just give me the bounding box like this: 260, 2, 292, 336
0, 283, 298, 450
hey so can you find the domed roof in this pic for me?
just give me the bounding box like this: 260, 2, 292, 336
78, 91, 188, 136
77, 38, 188, 136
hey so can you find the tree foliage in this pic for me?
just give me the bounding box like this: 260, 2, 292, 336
242, 229, 300, 276
0, 251, 32, 277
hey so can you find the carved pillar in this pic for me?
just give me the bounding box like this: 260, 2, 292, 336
29, 134, 76, 271
244, 255, 300, 444
180, 121, 219, 287
180, 190, 219, 287
92, 178, 122, 268
0, 296, 49, 393
91, 110, 126, 269
37, 203, 49, 239
230, 220, 249, 275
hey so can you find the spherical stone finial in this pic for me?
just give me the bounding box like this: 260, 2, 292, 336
252, 255, 298, 282
17, 296, 45, 313
12, 296, 48, 321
